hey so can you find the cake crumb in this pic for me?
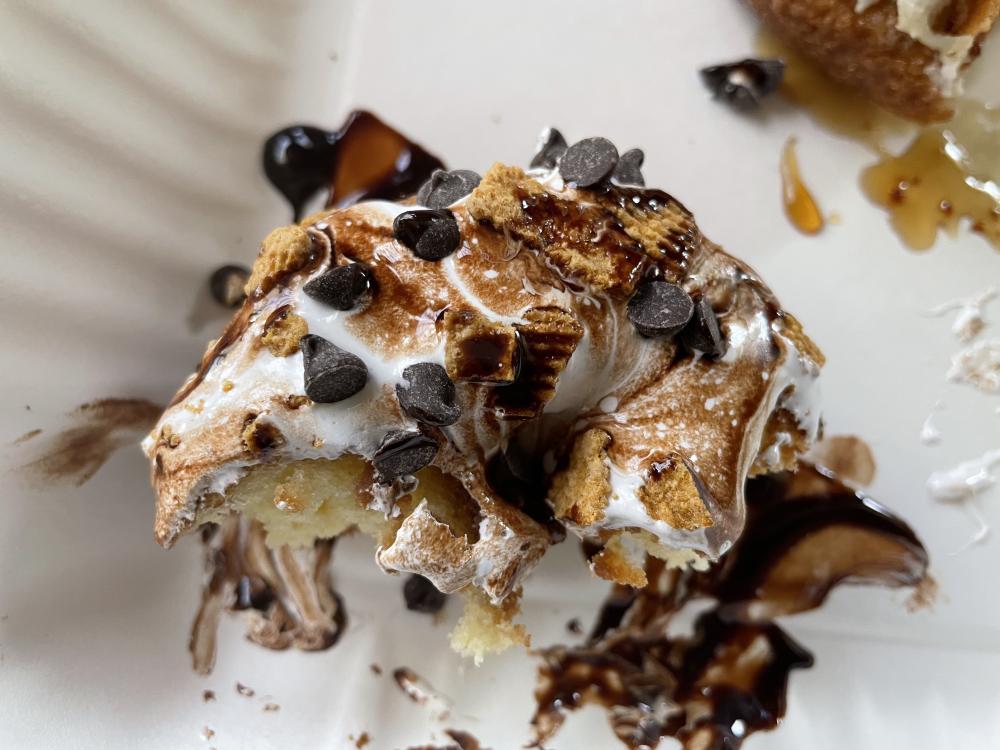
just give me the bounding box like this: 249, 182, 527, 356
370, 663, 383, 676
236, 681, 255, 697
201, 726, 215, 742
202, 689, 215, 703
263, 702, 281, 712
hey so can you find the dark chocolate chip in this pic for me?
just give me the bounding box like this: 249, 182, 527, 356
558, 137, 619, 187
209, 265, 250, 308
530, 127, 568, 169
416, 169, 481, 209
681, 296, 728, 359
402, 574, 447, 614
393, 209, 461, 261
700, 58, 785, 112
372, 430, 438, 483
299, 334, 367, 402
303, 263, 373, 310
612, 148, 645, 187
627, 281, 694, 338
396, 363, 460, 426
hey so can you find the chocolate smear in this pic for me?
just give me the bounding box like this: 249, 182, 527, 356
190, 516, 345, 675
532, 463, 929, 749
18, 399, 161, 487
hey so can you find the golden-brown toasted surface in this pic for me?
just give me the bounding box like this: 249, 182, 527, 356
745, 0, 998, 122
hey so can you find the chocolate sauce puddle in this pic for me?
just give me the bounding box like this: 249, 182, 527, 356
532, 463, 929, 749
263, 110, 444, 220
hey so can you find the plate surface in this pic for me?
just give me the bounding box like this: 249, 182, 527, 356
2, 1, 999, 748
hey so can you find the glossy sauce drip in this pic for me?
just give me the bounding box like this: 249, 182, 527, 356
533, 464, 928, 749
861, 123, 1000, 250
263, 110, 444, 220
780, 137, 825, 235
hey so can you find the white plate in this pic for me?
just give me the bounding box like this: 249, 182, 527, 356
2, 1, 1000, 748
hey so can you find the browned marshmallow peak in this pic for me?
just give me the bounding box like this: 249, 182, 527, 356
144, 127, 823, 629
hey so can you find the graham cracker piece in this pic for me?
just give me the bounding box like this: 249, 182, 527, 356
549, 428, 612, 527
467, 164, 646, 296
443, 309, 520, 384
638, 455, 713, 531
596, 191, 699, 282
466, 163, 546, 226
261, 310, 308, 357
245, 225, 314, 298
779, 312, 826, 367
489, 306, 584, 420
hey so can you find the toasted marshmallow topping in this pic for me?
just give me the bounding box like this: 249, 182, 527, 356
145, 153, 822, 599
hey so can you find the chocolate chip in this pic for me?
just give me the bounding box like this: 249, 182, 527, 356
372, 430, 438, 483
303, 263, 373, 310
700, 58, 785, 112
299, 334, 367, 402
627, 281, 694, 338
209, 265, 250, 308
396, 363, 460, 426
558, 137, 619, 187
402, 574, 447, 614
612, 148, 645, 187
393, 209, 461, 261
530, 127, 568, 169
416, 169, 481, 209
681, 296, 728, 359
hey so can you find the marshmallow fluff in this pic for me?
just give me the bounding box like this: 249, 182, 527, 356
144, 150, 824, 599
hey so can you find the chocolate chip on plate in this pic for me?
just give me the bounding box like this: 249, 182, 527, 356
299, 334, 367, 402
530, 127, 568, 169
627, 281, 694, 338
416, 169, 481, 209
558, 137, 619, 187
372, 430, 438, 483
612, 148, 645, 187
209, 264, 250, 308
681, 296, 728, 359
403, 574, 447, 614
393, 209, 461, 261
303, 263, 373, 310
396, 363, 461, 426
700, 58, 785, 112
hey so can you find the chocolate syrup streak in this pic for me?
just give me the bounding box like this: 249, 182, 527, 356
263, 110, 445, 221
533, 464, 928, 750
190, 516, 345, 675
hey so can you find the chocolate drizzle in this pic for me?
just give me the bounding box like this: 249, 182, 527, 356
532, 464, 929, 749
263, 111, 445, 220
190, 516, 345, 675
